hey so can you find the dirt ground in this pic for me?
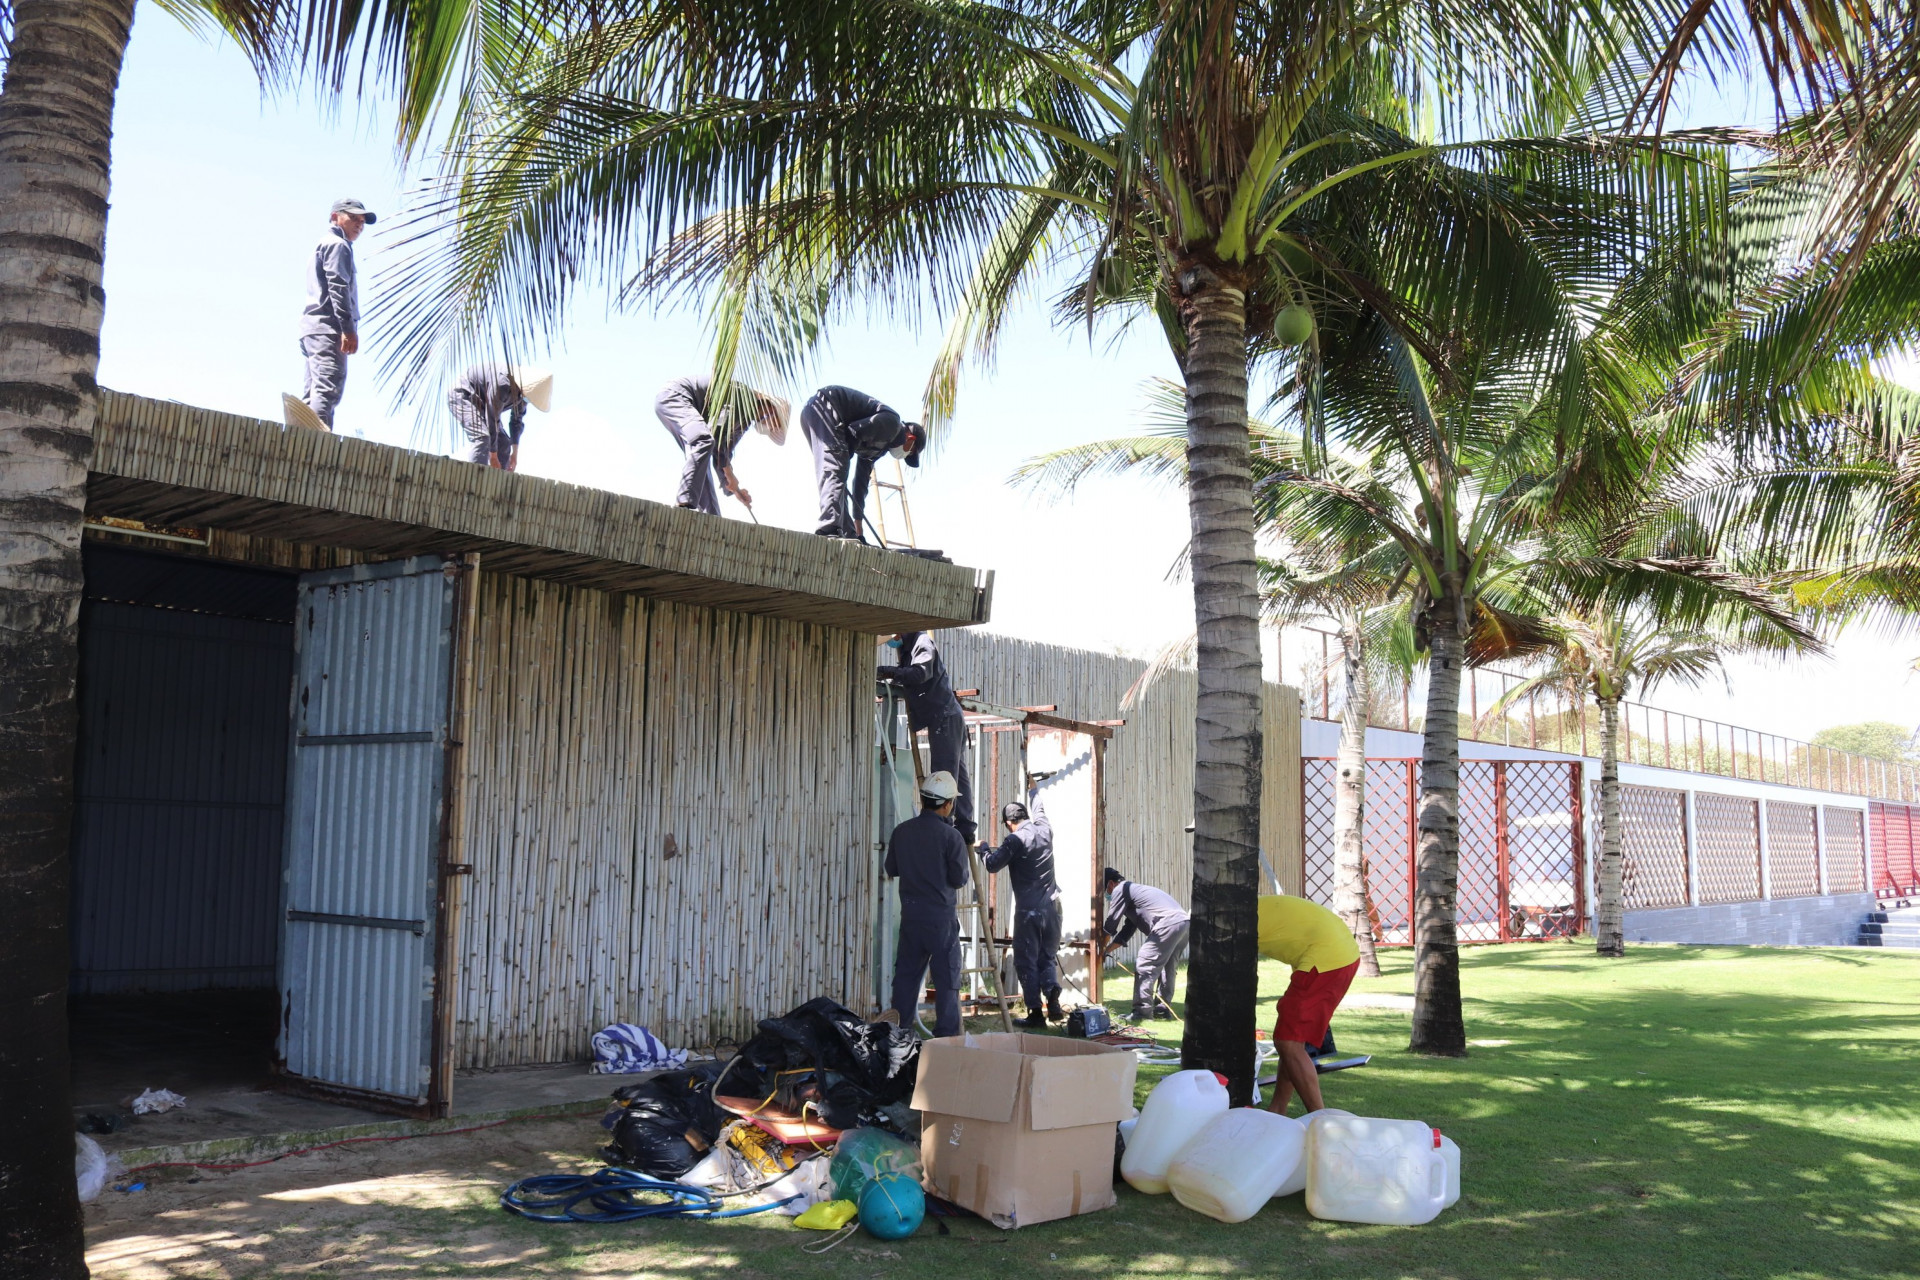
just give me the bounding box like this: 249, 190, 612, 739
82, 1114, 991, 1280
86, 1115, 656, 1278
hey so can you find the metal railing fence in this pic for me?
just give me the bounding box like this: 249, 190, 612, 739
1283, 625, 1920, 804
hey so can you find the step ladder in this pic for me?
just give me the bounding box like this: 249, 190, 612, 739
868, 457, 918, 549
902, 720, 1011, 1034
957, 849, 1014, 1031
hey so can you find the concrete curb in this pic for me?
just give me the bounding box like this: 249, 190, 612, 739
114, 1099, 607, 1172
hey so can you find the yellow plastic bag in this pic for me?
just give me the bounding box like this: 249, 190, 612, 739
793, 1199, 858, 1231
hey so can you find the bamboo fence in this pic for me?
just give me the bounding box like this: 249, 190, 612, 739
455, 572, 873, 1065
935, 630, 1304, 922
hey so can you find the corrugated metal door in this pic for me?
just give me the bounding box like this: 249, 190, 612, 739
279, 556, 455, 1108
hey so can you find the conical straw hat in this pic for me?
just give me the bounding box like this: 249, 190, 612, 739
511, 366, 554, 413
755, 394, 791, 446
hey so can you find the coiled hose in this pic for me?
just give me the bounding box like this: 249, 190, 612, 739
501, 1167, 799, 1224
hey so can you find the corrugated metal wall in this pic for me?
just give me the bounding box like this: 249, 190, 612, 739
280, 558, 454, 1101
455, 573, 871, 1066
933, 630, 1304, 922
70, 547, 296, 993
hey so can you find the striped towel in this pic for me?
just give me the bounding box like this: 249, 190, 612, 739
591, 1023, 689, 1074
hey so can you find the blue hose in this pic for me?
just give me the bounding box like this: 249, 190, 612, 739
501, 1167, 799, 1224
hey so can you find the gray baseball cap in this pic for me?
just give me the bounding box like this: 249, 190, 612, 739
330, 198, 377, 223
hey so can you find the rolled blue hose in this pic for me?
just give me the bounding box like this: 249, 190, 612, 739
501, 1167, 798, 1224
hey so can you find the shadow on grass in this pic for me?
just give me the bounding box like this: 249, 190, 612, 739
86, 950, 1920, 1280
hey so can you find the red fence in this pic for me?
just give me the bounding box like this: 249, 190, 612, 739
1870, 801, 1920, 898
1303, 758, 1586, 944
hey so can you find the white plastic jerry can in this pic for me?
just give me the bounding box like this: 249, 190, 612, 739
1304, 1113, 1452, 1225
1120, 1069, 1230, 1194
1439, 1133, 1461, 1208
1165, 1108, 1307, 1223
1280, 1107, 1351, 1196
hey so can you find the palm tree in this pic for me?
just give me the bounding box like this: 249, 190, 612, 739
1018, 389, 1400, 976
0, 1, 500, 1270
380, 0, 1730, 1087
1492, 610, 1813, 954
1250, 272, 1817, 1052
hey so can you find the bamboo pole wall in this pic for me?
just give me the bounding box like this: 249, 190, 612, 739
457, 572, 872, 1066
935, 631, 1303, 928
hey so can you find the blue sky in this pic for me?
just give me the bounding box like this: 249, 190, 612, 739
96, 8, 1919, 741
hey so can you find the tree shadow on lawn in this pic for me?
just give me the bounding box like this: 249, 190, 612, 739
86, 973, 1920, 1280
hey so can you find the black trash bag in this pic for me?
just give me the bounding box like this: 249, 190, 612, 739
726, 997, 920, 1131
600, 1062, 725, 1178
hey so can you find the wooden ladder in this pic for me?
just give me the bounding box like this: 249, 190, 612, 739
869, 457, 918, 549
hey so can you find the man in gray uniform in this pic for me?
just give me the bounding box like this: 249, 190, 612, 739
448, 365, 552, 467
298, 199, 373, 428
885, 771, 971, 1037
653, 375, 789, 514
1101, 868, 1191, 1020
982, 796, 1062, 1027
798, 385, 926, 539
877, 630, 975, 846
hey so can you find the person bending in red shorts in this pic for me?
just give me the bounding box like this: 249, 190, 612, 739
1258, 893, 1361, 1115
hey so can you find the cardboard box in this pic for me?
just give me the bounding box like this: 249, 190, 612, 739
911, 1032, 1137, 1229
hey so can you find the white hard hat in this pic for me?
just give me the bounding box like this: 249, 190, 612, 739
920, 771, 960, 803
511, 366, 554, 413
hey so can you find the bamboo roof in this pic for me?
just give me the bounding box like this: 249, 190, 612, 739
86, 391, 994, 632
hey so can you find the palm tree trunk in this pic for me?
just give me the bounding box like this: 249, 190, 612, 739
1177, 277, 1263, 1105
1332, 617, 1381, 977
1594, 695, 1625, 957
0, 0, 136, 1270
1410, 596, 1467, 1056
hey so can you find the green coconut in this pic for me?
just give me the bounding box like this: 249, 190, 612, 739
1095, 254, 1134, 298
1275, 303, 1315, 346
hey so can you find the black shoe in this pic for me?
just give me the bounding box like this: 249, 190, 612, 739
1047, 993, 1066, 1022
1014, 1009, 1048, 1029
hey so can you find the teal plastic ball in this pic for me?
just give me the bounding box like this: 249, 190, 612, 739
858, 1171, 925, 1240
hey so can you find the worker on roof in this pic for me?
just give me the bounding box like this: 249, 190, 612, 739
1100, 869, 1191, 1021
298, 199, 373, 430
654, 376, 791, 516
1258, 893, 1361, 1115
798, 385, 925, 540
885, 771, 971, 1038
877, 631, 976, 846
982, 794, 1062, 1028
448, 365, 553, 469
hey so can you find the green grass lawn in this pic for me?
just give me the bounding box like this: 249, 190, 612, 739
88, 944, 1920, 1280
